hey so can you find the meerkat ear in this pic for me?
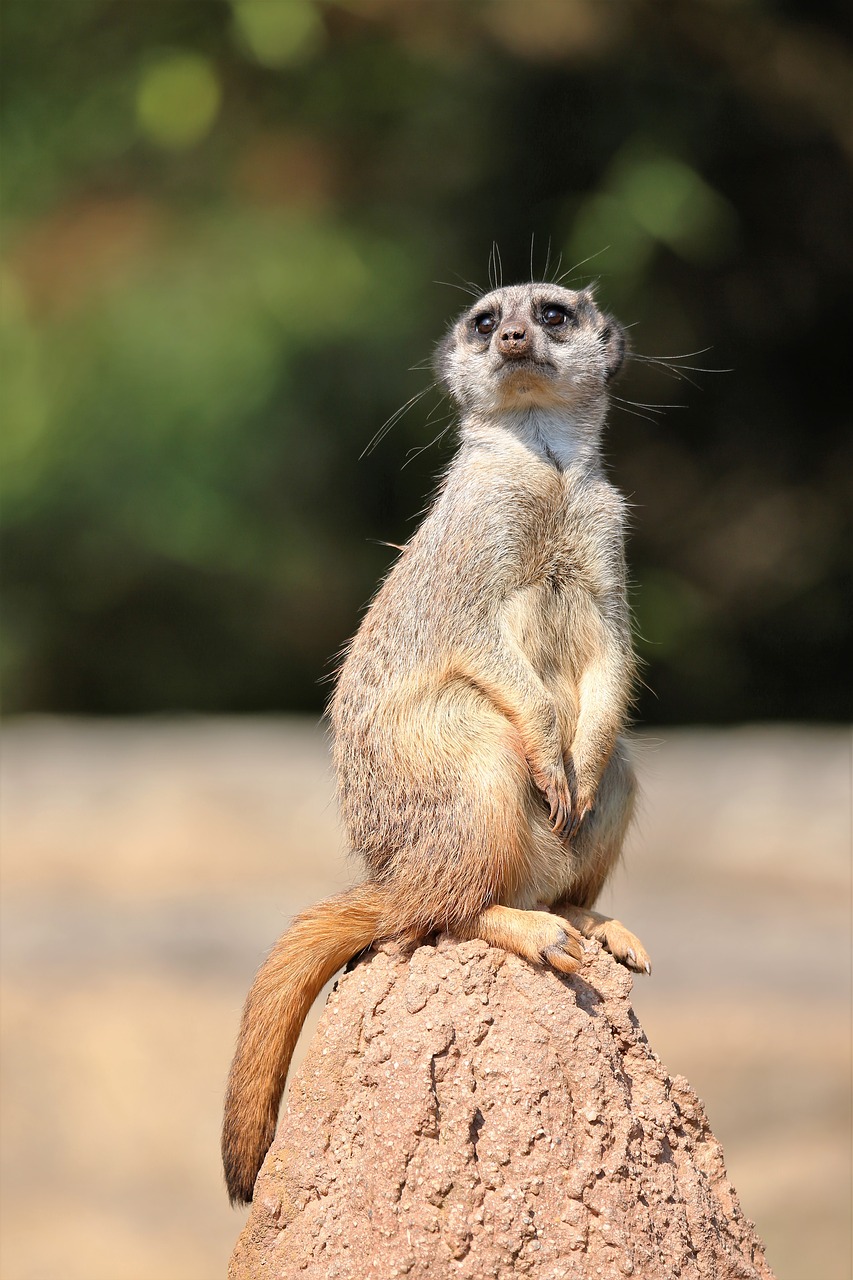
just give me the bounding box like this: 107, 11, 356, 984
599, 314, 626, 382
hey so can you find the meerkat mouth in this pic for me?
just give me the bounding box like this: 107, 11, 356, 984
496, 356, 555, 376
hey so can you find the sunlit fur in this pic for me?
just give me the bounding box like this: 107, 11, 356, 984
222, 282, 650, 1206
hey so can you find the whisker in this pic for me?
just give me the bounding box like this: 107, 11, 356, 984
643, 361, 733, 376
631, 346, 715, 362
628, 357, 703, 389
402, 416, 455, 468
422, 391, 449, 425
359, 384, 437, 459
611, 406, 660, 426
434, 279, 480, 298
609, 399, 671, 427
438, 270, 485, 298
612, 395, 686, 412
628, 347, 731, 389
552, 246, 610, 286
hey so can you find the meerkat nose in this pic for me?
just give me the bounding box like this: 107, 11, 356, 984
499, 320, 531, 357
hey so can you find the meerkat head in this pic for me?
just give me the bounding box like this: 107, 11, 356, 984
436, 283, 625, 419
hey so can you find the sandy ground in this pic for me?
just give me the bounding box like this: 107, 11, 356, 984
1, 718, 850, 1280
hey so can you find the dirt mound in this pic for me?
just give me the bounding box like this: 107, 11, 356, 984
230, 937, 774, 1279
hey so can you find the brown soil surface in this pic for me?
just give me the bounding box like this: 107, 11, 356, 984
233, 938, 774, 1280
1, 719, 850, 1279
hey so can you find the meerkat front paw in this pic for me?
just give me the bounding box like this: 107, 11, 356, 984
559, 756, 596, 840
535, 764, 573, 834
564, 797, 593, 840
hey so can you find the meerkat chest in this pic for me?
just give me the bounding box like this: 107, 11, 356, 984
520, 481, 617, 595
503, 554, 576, 672
503, 481, 623, 671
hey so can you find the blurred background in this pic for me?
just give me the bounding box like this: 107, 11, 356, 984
1, 1, 850, 1278
3, 0, 851, 720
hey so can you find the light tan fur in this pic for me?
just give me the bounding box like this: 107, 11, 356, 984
222, 282, 650, 1205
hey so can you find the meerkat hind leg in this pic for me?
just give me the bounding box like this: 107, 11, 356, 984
454, 904, 583, 975
554, 902, 651, 975
553, 740, 651, 974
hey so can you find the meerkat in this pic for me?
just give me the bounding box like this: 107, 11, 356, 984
222, 280, 651, 1206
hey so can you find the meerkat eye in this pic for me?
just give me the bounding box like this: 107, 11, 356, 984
473, 312, 496, 335
542, 304, 570, 327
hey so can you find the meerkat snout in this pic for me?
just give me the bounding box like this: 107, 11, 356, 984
498, 316, 532, 359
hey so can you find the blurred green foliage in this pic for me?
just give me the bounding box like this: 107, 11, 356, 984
2, 0, 850, 721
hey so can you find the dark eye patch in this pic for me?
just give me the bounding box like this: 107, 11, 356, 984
541, 303, 574, 328
473, 312, 496, 335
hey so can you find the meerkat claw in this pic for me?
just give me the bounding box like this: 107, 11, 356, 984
545, 780, 572, 834
562, 802, 588, 842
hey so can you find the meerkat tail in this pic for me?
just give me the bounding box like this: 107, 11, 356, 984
222, 883, 386, 1205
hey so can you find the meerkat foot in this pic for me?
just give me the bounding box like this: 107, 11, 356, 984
532, 912, 584, 974
458, 904, 583, 974
596, 919, 652, 974
539, 927, 584, 974
554, 905, 651, 975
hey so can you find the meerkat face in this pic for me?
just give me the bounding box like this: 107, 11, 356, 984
436, 283, 625, 415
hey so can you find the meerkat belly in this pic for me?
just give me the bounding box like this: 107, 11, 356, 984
502, 579, 588, 744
